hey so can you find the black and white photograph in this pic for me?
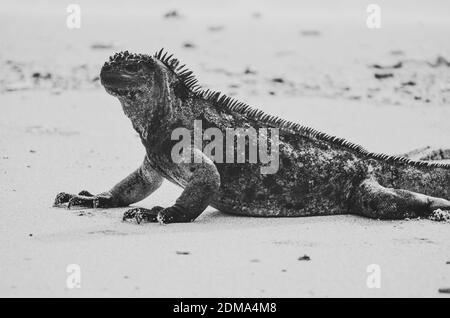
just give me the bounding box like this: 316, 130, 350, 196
1, 0, 450, 301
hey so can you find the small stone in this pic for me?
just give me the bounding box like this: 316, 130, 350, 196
252, 12, 262, 19
208, 25, 224, 32
90, 42, 115, 50
164, 10, 180, 19
244, 67, 257, 75
272, 77, 285, 83
32, 72, 52, 79
390, 50, 405, 56
298, 255, 311, 261
300, 30, 321, 37
374, 73, 394, 80
183, 42, 195, 49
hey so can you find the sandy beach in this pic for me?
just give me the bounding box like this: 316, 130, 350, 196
0, 0, 449, 297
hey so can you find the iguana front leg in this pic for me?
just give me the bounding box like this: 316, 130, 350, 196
53, 156, 163, 209
123, 149, 221, 224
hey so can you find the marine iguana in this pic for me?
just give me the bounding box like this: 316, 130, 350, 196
53, 49, 450, 224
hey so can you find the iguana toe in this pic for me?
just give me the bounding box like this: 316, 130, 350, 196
78, 190, 94, 197
67, 195, 96, 209
53, 192, 73, 206
54, 190, 95, 207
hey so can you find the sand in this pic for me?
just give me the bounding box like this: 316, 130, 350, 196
0, 0, 449, 297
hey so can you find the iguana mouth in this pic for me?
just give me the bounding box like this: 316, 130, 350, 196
100, 70, 141, 98
100, 69, 132, 86
105, 87, 140, 99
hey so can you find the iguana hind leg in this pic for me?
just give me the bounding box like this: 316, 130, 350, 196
349, 177, 450, 220
53, 156, 163, 209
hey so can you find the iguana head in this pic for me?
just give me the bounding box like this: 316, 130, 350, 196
100, 51, 172, 105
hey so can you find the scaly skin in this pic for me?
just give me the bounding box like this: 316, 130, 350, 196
54, 50, 450, 223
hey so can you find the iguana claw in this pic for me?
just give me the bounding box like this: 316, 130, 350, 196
53, 192, 73, 206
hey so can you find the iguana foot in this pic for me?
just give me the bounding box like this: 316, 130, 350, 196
429, 209, 450, 222
53, 190, 114, 209
122, 205, 193, 224
122, 206, 164, 224
157, 204, 195, 224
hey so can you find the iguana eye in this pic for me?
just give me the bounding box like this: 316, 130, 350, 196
124, 64, 139, 73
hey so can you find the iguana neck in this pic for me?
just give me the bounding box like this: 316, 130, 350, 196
119, 93, 177, 140
119, 98, 152, 138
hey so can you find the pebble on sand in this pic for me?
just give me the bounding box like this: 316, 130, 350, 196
164, 10, 181, 19
183, 42, 196, 49
298, 255, 311, 261
374, 73, 394, 80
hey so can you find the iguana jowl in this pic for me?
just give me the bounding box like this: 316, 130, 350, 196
54, 49, 450, 223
